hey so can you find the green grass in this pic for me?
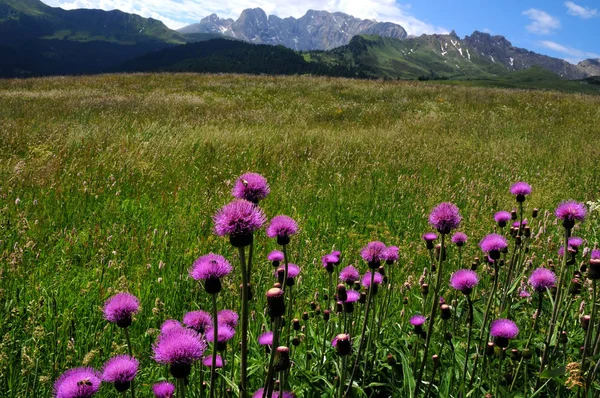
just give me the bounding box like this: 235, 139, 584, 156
1, 73, 600, 397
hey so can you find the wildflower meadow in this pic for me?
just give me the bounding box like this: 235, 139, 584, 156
1, 73, 600, 397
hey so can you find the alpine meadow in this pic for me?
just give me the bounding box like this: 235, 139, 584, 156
2, 73, 600, 398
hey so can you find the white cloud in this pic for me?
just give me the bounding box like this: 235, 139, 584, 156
40, 0, 446, 35
565, 1, 598, 19
539, 40, 600, 63
522, 9, 560, 35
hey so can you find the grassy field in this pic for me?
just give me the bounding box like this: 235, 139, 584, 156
1, 73, 600, 397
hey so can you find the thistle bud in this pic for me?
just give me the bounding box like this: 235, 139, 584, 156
333, 334, 352, 356
440, 304, 451, 320
302, 311, 309, 321
353, 281, 361, 291
524, 226, 531, 238
337, 284, 347, 302
292, 319, 301, 331
510, 349, 520, 361
588, 258, 600, 280
485, 342, 495, 356
432, 355, 440, 368
421, 284, 429, 296
273, 346, 291, 372
581, 315, 591, 330
336, 301, 343, 313
511, 209, 517, 220
532, 208, 538, 218
569, 277, 582, 295
386, 353, 396, 366
359, 292, 367, 304
292, 337, 300, 346
559, 331, 568, 344
323, 310, 330, 322
266, 288, 285, 318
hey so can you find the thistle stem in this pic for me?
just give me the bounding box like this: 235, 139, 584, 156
178, 377, 186, 398
209, 294, 218, 398
582, 279, 597, 382
238, 245, 250, 397
263, 317, 281, 398
124, 328, 135, 398
339, 355, 347, 398
414, 233, 446, 396
345, 270, 375, 396
460, 295, 474, 398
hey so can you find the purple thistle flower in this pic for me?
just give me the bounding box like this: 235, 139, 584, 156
510, 182, 532, 201
153, 328, 206, 365
512, 219, 528, 228
479, 233, 508, 260
54, 367, 102, 398
490, 319, 519, 340
152, 381, 175, 398
361, 241, 387, 268
410, 315, 426, 326
519, 289, 531, 298
592, 250, 600, 260
344, 290, 360, 303
383, 246, 400, 263
190, 253, 232, 281
202, 354, 224, 368
449, 269, 479, 294
266, 215, 299, 244
428, 202, 462, 234
213, 199, 266, 247
321, 253, 339, 273
568, 237, 584, 248
422, 232, 438, 242
275, 264, 301, 279
528, 268, 557, 292
494, 211, 511, 227
160, 320, 184, 336
232, 172, 270, 204
205, 324, 236, 343
339, 265, 360, 284
183, 311, 212, 334
331, 250, 341, 257
258, 331, 273, 346
103, 292, 140, 328
451, 232, 468, 247
267, 250, 284, 263
252, 389, 295, 398
361, 271, 383, 288
217, 310, 239, 328
555, 200, 587, 228
101, 355, 138, 391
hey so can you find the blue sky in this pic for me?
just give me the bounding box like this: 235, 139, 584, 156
41, 0, 599, 63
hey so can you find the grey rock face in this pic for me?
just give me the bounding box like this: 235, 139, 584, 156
178, 8, 407, 50
578, 59, 600, 77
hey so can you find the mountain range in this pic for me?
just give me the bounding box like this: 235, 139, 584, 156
1, 0, 599, 87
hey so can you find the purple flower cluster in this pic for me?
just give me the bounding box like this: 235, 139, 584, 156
383, 246, 399, 263
360, 241, 387, 268
202, 354, 224, 368
258, 331, 274, 346
410, 315, 426, 327
361, 271, 383, 288
450, 269, 479, 294
494, 211, 511, 227
339, 265, 360, 284
153, 381, 175, 398
267, 250, 284, 263
54, 367, 102, 398
217, 309, 239, 328
451, 232, 468, 247
555, 200, 587, 228
266, 215, 299, 242
103, 292, 140, 328
183, 311, 212, 334
232, 172, 270, 204
102, 355, 138, 392
479, 233, 508, 260
528, 268, 556, 292
213, 199, 266, 246
428, 202, 462, 234
153, 328, 206, 366
510, 182, 532, 201
490, 319, 519, 339
205, 324, 236, 343
189, 253, 232, 280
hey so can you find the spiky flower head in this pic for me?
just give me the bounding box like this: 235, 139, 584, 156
54, 367, 102, 398
152, 381, 175, 398
267, 250, 284, 263
217, 309, 239, 328
429, 202, 462, 234
339, 265, 360, 284
410, 315, 426, 326
103, 292, 140, 328
555, 200, 587, 229
275, 264, 301, 280
592, 250, 600, 260
451, 232, 468, 247
266, 215, 299, 245
510, 182, 532, 202
490, 318, 519, 348
153, 328, 206, 366
102, 355, 138, 392
528, 268, 556, 292
232, 172, 270, 204
361, 271, 383, 288
205, 324, 236, 343
202, 354, 224, 368
258, 331, 274, 346
383, 246, 400, 264
332, 333, 352, 356
494, 211, 511, 227
479, 233, 508, 260
449, 269, 479, 294
568, 237, 584, 248
160, 320, 184, 336
190, 253, 232, 281
422, 232, 438, 242
183, 310, 212, 334
213, 199, 266, 247
360, 241, 387, 268
321, 253, 339, 273
344, 290, 360, 303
